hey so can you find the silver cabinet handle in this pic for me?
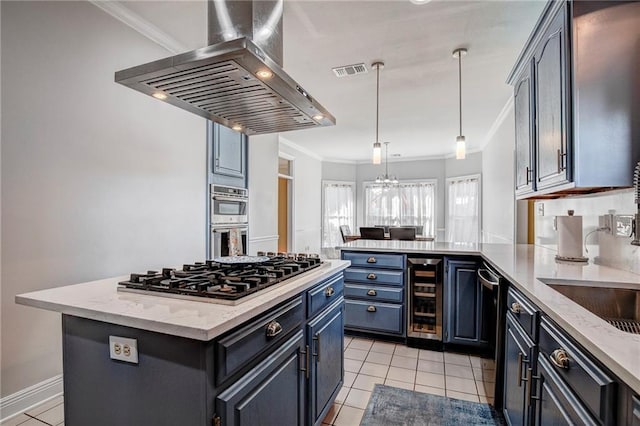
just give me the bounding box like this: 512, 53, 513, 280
367, 273, 377, 280
212, 195, 248, 203
325, 287, 335, 297
313, 335, 321, 362
367, 289, 377, 296
550, 349, 570, 369
367, 257, 377, 263
367, 305, 377, 312
517, 352, 524, 387
265, 321, 282, 338
510, 302, 522, 314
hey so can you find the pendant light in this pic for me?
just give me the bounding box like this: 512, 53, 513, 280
375, 142, 398, 186
453, 48, 467, 160
371, 61, 384, 164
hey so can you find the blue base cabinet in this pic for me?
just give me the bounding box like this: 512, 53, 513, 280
308, 298, 344, 426
503, 312, 536, 426
341, 251, 406, 338
444, 258, 488, 347
215, 330, 306, 426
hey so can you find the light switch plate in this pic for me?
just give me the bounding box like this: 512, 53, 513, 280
537, 203, 544, 216
109, 335, 139, 364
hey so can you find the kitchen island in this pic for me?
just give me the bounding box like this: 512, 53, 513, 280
341, 240, 640, 424
16, 259, 350, 426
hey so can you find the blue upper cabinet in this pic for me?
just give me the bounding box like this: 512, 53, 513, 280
209, 121, 247, 188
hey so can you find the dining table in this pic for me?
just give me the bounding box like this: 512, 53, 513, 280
344, 234, 435, 242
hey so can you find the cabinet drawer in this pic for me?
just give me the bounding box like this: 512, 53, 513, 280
307, 273, 344, 319
345, 300, 403, 335
342, 252, 405, 270
507, 287, 538, 339
344, 268, 404, 286
345, 283, 403, 303
215, 296, 304, 385
538, 316, 617, 426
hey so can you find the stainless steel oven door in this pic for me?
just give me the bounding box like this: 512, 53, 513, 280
211, 194, 248, 224
210, 225, 248, 258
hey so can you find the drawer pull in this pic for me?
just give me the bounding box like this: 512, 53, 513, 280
367, 273, 377, 280
550, 349, 570, 369
265, 321, 283, 338
367, 305, 377, 312
510, 302, 522, 314
367, 257, 377, 263
325, 287, 335, 297
313, 334, 321, 361
367, 289, 377, 296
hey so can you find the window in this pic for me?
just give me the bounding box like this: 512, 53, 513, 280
363, 181, 436, 236
321, 181, 355, 248
446, 175, 481, 243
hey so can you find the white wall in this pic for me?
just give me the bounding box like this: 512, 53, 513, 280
482, 108, 516, 243
321, 162, 357, 182
1, 1, 205, 399
248, 134, 279, 254
279, 140, 322, 253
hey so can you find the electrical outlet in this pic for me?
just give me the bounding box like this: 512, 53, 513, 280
614, 215, 634, 237
109, 336, 138, 364
537, 203, 544, 216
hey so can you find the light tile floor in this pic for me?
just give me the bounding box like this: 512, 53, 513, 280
324, 336, 496, 426
1, 338, 495, 426
1, 395, 64, 426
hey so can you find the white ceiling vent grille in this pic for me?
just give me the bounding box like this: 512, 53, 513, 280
332, 63, 368, 78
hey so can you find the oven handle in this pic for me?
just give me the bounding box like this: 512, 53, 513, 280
212, 227, 249, 233
477, 268, 499, 289
212, 195, 248, 203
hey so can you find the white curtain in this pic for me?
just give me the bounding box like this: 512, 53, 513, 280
321, 182, 355, 248
364, 181, 436, 236
446, 176, 480, 243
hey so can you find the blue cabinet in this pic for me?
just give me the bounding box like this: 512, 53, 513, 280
444, 258, 487, 346
209, 122, 247, 188
215, 330, 306, 426
503, 312, 536, 426
341, 251, 406, 337
308, 298, 344, 426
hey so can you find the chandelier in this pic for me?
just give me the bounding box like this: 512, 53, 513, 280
375, 142, 398, 186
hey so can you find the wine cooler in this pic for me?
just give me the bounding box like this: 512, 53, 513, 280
407, 258, 443, 341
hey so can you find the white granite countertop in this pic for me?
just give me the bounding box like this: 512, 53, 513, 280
16, 260, 350, 341
342, 240, 640, 393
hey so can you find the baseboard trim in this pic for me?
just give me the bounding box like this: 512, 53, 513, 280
0, 375, 63, 422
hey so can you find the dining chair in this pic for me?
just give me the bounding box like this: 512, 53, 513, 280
359, 227, 385, 240
389, 227, 417, 240
339, 225, 352, 243
374, 225, 390, 233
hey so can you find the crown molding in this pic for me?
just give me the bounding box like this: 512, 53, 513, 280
90, 1, 187, 54
279, 137, 324, 161
479, 95, 514, 150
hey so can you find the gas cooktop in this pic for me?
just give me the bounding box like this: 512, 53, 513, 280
117, 253, 324, 305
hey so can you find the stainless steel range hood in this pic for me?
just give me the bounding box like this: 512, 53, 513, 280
115, 0, 335, 135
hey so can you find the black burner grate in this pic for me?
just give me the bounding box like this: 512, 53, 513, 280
119, 254, 322, 301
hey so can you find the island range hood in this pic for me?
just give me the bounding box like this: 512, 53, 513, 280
115, 0, 335, 135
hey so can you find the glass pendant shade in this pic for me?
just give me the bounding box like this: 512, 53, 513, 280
372, 142, 382, 164
456, 135, 466, 160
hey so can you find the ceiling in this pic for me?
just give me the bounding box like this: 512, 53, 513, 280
117, 0, 545, 162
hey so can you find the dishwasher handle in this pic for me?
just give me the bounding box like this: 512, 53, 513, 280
477, 268, 499, 289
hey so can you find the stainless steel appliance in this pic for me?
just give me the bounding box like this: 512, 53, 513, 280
210, 224, 248, 258
114, 0, 335, 135
477, 261, 506, 410
118, 253, 323, 305
407, 258, 443, 341
210, 184, 248, 225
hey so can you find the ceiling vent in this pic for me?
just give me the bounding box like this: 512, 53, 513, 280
332, 63, 368, 78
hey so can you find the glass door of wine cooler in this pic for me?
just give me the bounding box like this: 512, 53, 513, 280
407, 258, 443, 341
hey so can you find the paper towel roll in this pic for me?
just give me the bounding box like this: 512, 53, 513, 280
556, 212, 584, 260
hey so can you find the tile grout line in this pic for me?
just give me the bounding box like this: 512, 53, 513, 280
23, 413, 53, 426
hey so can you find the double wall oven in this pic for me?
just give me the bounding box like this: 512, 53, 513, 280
210, 185, 248, 258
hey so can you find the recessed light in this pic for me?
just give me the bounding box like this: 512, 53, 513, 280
152, 92, 167, 100
410, 0, 431, 4
256, 69, 273, 79
313, 114, 324, 121
231, 124, 243, 132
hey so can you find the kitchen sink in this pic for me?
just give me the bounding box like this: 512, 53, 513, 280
539, 278, 640, 334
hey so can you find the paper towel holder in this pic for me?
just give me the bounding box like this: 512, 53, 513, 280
555, 210, 589, 264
